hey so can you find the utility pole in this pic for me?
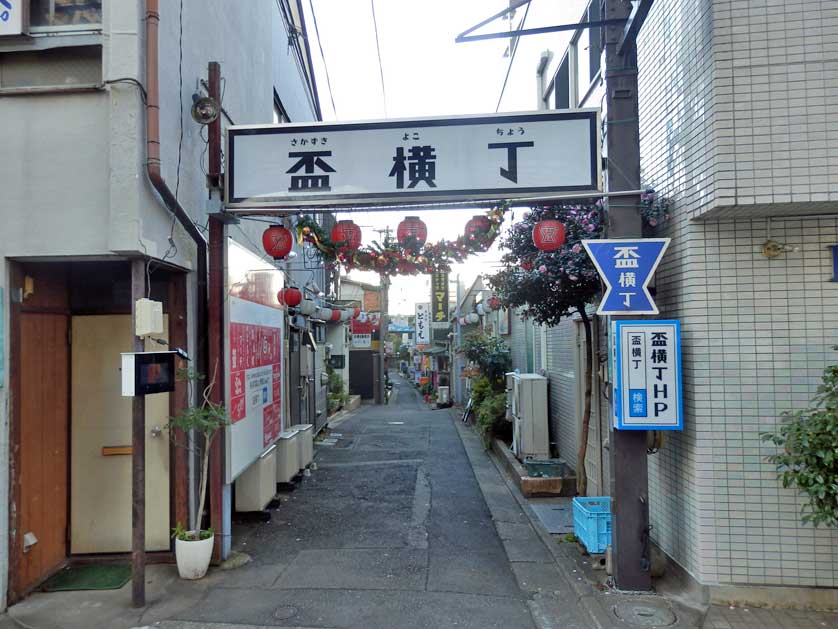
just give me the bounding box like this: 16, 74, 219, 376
374, 227, 391, 404
604, 0, 651, 591
130, 261, 146, 608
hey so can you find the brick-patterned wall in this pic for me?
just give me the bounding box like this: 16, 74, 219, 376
639, 0, 838, 587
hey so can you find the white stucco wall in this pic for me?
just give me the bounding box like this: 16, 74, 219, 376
0, 0, 320, 608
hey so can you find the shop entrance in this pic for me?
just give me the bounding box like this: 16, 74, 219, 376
8, 261, 187, 601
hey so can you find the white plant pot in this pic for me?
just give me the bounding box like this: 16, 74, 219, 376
175, 532, 214, 580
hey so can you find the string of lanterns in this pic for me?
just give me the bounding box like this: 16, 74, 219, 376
260, 204, 509, 276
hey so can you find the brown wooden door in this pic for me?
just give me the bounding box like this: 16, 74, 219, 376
18, 313, 69, 591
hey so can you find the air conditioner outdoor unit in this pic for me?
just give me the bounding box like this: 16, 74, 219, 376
509, 373, 549, 460
276, 429, 300, 484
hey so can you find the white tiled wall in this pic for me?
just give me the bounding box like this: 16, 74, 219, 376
639, 0, 838, 587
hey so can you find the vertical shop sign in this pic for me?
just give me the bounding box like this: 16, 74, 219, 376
415, 303, 431, 345
0, 1, 25, 37
431, 270, 449, 326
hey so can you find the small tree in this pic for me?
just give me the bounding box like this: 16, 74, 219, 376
762, 365, 838, 527
460, 333, 512, 386
487, 202, 604, 494
169, 365, 229, 540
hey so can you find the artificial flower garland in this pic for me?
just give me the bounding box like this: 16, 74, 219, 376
293, 203, 508, 275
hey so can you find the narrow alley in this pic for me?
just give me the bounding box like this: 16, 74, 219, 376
153, 373, 588, 628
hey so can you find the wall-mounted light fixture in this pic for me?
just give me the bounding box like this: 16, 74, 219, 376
761, 239, 800, 258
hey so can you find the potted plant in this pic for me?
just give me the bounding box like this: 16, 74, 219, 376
168, 366, 229, 579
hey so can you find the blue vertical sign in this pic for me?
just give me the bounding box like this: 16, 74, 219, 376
582, 238, 669, 315
613, 320, 683, 430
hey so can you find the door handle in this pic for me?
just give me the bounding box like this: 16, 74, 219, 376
150, 426, 164, 438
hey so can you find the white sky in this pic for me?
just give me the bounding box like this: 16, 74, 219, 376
302, 0, 587, 315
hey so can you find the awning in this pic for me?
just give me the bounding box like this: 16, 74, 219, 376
421, 345, 448, 356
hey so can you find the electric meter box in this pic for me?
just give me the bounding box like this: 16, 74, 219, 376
135, 298, 164, 337
121, 351, 178, 397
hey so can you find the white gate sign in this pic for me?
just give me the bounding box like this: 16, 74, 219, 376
613, 320, 683, 430
415, 303, 431, 346
0, 0, 25, 36
226, 110, 600, 209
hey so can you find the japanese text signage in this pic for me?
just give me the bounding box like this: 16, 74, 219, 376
613, 320, 682, 430
225, 110, 600, 208
415, 303, 431, 346
350, 318, 372, 349
0, 0, 24, 36
431, 270, 449, 326
582, 238, 670, 315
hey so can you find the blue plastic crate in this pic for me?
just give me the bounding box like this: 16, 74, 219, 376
572, 497, 612, 554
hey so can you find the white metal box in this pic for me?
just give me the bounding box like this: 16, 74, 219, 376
509, 373, 549, 459
295, 423, 314, 468
135, 298, 164, 337
276, 429, 300, 483
234, 445, 276, 512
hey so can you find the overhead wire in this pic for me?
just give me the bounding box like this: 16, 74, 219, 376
370, 0, 387, 117
495, 0, 531, 112
307, 0, 338, 118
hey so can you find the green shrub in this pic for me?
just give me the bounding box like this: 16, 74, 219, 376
471, 376, 494, 409
762, 365, 838, 527
461, 334, 511, 384
476, 392, 508, 447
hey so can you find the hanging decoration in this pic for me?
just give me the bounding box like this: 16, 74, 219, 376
262, 225, 294, 260
330, 219, 363, 250
396, 216, 428, 251
291, 203, 508, 276
464, 214, 493, 251
278, 286, 302, 307
532, 219, 566, 252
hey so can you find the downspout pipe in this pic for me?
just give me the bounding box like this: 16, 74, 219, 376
144, 0, 208, 379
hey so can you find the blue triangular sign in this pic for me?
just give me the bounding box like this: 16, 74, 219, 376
581, 239, 670, 315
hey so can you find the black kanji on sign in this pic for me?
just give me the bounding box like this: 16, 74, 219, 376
488, 141, 534, 183
287, 151, 336, 192
389, 145, 437, 189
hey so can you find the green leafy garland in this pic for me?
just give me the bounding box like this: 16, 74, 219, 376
293, 203, 508, 275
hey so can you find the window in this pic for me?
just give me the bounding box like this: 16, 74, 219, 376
30, 0, 101, 30
273, 93, 290, 124
587, 0, 603, 82
554, 56, 570, 109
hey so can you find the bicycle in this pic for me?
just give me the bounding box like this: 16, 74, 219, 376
461, 396, 473, 423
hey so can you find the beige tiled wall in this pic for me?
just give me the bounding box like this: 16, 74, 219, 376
639, 0, 838, 587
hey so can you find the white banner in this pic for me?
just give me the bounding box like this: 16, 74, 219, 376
226, 110, 600, 209
415, 303, 431, 346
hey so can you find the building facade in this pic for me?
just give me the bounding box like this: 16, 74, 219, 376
0, 0, 322, 606
494, 0, 838, 602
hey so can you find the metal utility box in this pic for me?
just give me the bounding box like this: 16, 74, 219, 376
508, 373, 549, 460
295, 423, 314, 468
276, 429, 300, 483
235, 445, 277, 512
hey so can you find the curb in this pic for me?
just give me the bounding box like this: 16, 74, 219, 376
448, 409, 703, 629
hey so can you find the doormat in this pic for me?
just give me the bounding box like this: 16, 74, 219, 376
41, 564, 131, 592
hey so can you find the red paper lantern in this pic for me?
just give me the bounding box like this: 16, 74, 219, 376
532, 219, 566, 252
465, 215, 491, 238
262, 225, 293, 259
353, 307, 361, 318
279, 286, 302, 307
330, 220, 363, 250
488, 296, 502, 310
397, 216, 427, 247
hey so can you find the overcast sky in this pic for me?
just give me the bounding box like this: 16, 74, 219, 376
301, 0, 586, 314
